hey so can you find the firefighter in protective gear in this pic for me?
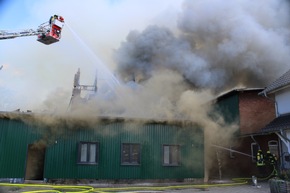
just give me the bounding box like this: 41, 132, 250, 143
266, 150, 278, 177
256, 149, 265, 166
266, 150, 277, 165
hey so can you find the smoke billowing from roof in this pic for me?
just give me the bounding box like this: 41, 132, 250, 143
9, 1, 288, 176
115, 0, 290, 92
41, 0, 290, 122
2, 1, 286, 179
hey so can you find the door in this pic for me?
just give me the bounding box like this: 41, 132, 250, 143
25, 144, 46, 180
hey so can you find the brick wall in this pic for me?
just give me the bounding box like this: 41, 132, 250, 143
239, 91, 276, 135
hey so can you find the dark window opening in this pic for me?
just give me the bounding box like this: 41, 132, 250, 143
121, 143, 141, 165
78, 142, 99, 165
251, 143, 259, 162
163, 145, 180, 166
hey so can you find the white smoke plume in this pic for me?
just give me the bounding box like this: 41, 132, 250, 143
115, 0, 290, 92
110, 0, 290, 179
49, 0, 290, 123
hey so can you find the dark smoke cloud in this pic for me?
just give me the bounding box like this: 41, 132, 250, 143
113, 0, 290, 179
114, 0, 290, 92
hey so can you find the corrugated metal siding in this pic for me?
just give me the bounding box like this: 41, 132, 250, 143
0, 118, 42, 178
215, 94, 239, 124
44, 121, 204, 180
0, 117, 204, 180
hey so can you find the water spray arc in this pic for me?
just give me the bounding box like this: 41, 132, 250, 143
212, 144, 253, 158
66, 23, 121, 90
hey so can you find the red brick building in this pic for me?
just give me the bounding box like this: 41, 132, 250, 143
239, 90, 276, 135
209, 88, 278, 179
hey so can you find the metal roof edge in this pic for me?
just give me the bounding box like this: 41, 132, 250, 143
216, 87, 264, 100
0, 111, 199, 127
265, 85, 290, 95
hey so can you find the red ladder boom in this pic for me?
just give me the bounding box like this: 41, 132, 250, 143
0, 14, 65, 45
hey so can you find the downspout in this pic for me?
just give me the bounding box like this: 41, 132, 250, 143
261, 90, 279, 117
275, 130, 290, 152
260, 90, 283, 167
275, 130, 290, 170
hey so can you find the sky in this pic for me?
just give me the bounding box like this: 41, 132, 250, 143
0, 0, 183, 111
1, 0, 290, 116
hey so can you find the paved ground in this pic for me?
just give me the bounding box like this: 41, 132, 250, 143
0, 182, 271, 193
166, 183, 270, 193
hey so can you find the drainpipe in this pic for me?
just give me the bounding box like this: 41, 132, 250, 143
261, 90, 279, 117
275, 130, 290, 170
260, 90, 284, 168
264, 90, 285, 170
275, 131, 290, 152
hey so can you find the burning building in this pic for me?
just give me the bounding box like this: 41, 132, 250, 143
1, 0, 290, 183
0, 112, 204, 182
209, 88, 277, 179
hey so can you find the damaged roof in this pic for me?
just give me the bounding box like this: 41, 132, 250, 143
260, 69, 290, 95
216, 87, 263, 101
261, 113, 290, 133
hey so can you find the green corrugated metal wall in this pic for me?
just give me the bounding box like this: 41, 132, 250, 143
44, 121, 204, 179
214, 93, 240, 139
0, 117, 204, 180
0, 118, 41, 178
215, 94, 240, 124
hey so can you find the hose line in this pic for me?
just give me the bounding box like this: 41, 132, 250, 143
0, 168, 278, 193
0, 178, 249, 193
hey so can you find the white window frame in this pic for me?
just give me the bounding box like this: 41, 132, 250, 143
163, 144, 181, 166
77, 142, 99, 165
268, 140, 278, 156
251, 143, 259, 162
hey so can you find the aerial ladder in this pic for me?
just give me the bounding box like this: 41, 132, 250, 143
0, 15, 64, 45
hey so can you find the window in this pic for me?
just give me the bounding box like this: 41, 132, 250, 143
78, 142, 99, 164
121, 143, 141, 165
268, 140, 278, 156
251, 143, 259, 162
163, 145, 180, 166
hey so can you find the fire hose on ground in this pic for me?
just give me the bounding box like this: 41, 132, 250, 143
0, 166, 278, 192
0, 145, 277, 192
0, 171, 278, 192
0, 177, 258, 193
